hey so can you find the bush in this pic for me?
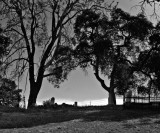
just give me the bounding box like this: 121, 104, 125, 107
42, 97, 55, 108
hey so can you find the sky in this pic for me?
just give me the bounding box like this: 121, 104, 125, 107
18, 0, 160, 106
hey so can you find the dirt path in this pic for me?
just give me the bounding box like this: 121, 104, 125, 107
1, 118, 160, 133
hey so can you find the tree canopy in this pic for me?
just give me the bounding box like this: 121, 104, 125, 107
68, 7, 153, 104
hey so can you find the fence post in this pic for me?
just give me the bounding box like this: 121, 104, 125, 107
123, 94, 125, 104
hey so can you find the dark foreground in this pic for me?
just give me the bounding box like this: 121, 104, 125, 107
0, 105, 160, 133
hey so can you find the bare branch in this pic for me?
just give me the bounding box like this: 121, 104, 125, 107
4, 47, 27, 63
15, 3, 31, 55
4, 58, 29, 69
63, 10, 81, 26
6, 37, 24, 55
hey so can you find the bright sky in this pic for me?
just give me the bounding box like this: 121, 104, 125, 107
19, 0, 160, 106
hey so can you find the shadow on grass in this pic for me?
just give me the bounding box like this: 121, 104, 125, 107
0, 105, 160, 129
82, 105, 160, 122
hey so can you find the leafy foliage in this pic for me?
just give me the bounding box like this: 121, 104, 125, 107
0, 78, 22, 107
47, 45, 76, 88
111, 9, 153, 41
137, 86, 149, 96
136, 21, 160, 92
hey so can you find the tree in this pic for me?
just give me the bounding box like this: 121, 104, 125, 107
72, 8, 153, 105
0, 77, 22, 107
0, 0, 107, 108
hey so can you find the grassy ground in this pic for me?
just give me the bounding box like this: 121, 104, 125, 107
0, 105, 160, 130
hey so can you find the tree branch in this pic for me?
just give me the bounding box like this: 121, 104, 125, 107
4, 58, 29, 68
94, 60, 110, 92
4, 46, 27, 63
94, 71, 110, 92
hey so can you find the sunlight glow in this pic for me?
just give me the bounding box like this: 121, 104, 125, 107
36, 98, 123, 106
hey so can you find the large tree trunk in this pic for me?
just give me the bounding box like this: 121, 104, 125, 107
28, 84, 40, 108
108, 89, 116, 105
27, 61, 44, 108
108, 63, 117, 105
94, 70, 116, 105
27, 49, 45, 108
27, 73, 44, 108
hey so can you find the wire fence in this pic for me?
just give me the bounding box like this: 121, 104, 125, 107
124, 96, 160, 103
124, 96, 160, 109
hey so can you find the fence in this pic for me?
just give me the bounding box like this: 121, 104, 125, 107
124, 96, 160, 109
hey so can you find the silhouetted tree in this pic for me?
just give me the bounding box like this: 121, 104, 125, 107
72, 8, 153, 105
0, 0, 108, 108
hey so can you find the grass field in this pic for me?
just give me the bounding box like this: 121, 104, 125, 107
0, 105, 160, 132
